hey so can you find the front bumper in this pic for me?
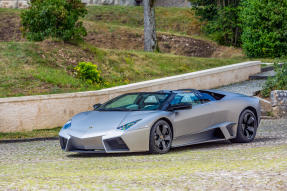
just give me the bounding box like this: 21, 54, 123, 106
60, 136, 129, 153
59, 127, 150, 153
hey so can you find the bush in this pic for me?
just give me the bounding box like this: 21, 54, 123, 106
240, 0, 287, 57
262, 62, 287, 97
74, 62, 102, 84
21, 0, 87, 41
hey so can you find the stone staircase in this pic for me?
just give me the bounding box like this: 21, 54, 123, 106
217, 63, 276, 119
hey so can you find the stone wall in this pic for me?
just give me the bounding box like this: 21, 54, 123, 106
0, 0, 29, 8
271, 90, 287, 118
0, 0, 191, 8
154, 0, 191, 7
0, 61, 261, 133
82, 0, 136, 6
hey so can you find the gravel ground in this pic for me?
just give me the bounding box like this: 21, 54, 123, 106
1, 73, 284, 191
0, 119, 287, 190
217, 80, 266, 96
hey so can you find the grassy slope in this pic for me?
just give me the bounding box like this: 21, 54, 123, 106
0, 6, 262, 99
85, 6, 203, 36
0, 41, 249, 98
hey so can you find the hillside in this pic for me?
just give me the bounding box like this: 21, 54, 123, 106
0, 6, 249, 98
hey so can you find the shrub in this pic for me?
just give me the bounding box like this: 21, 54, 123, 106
74, 62, 102, 84
262, 62, 287, 97
21, 0, 87, 41
240, 0, 287, 57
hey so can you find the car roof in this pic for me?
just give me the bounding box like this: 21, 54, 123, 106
122, 89, 201, 95
157, 89, 200, 94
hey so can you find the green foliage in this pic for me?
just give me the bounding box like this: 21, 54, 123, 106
204, 6, 241, 46
240, 0, 287, 58
74, 62, 102, 84
262, 62, 287, 97
21, 0, 87, 41
190, 0, 218, 21
190, 0, 241, 47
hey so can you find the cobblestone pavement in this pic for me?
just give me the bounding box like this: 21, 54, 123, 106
0, 119, 286, 190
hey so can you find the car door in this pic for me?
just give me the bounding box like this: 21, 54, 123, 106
171, 92, 221, 139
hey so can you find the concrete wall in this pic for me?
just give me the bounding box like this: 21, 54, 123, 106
0, 61, 261, 133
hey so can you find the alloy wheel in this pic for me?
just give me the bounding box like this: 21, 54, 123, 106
241, 112, 256, 139
154, 122, 172, 151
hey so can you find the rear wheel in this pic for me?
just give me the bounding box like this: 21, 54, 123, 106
231, 109, 258, 143
149, 120, 173, 154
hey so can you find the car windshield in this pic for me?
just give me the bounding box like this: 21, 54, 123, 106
98, 93, 170, 111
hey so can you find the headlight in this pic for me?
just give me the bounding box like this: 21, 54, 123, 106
63, 120, 72, 130
117, 119, 142, 131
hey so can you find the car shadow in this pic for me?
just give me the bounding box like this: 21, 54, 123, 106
66, 136, 280, 158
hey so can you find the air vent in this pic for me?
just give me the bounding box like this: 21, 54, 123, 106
59, 137, 68, 150
104, 137, 129, 151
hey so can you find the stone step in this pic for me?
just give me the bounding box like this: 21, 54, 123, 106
261, 63, 284, 72
249, 70, 276, 80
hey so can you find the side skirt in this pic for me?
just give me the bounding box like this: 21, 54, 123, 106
172, 122, 236, 148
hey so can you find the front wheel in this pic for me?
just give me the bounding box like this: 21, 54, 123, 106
231, 109, 258, 143
149, 120, 173, 154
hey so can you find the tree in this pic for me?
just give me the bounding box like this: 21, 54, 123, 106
240, 0, 287, 57
190, 0, 241, 47
143, 0, 158, 52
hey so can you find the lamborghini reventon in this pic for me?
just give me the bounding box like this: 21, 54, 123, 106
59, 89, 260, 154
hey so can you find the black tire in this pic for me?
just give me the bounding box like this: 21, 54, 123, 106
149, 120, 173, 154
231, 109, 258, 143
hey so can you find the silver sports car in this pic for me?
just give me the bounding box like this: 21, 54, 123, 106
59, 89, 261, 154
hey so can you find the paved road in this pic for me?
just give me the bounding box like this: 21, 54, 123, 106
0, 119, 286, 190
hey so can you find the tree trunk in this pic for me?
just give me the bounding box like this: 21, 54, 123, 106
144, 0, 157, 52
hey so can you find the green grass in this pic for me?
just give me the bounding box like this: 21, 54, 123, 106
85, 6, 202, 36
0, 127, 61, 140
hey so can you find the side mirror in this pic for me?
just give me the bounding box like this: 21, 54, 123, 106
93, 104, 102, 110
168, 103, 192, 111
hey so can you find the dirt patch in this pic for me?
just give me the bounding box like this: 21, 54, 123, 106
0, 13, 242, 58
85, 29, 217, 57
212, 45, 244, 58
158, 34, 216, 57
0, 13, 22, 42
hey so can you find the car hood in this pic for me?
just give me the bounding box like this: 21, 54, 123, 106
70, 110, 157, 135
